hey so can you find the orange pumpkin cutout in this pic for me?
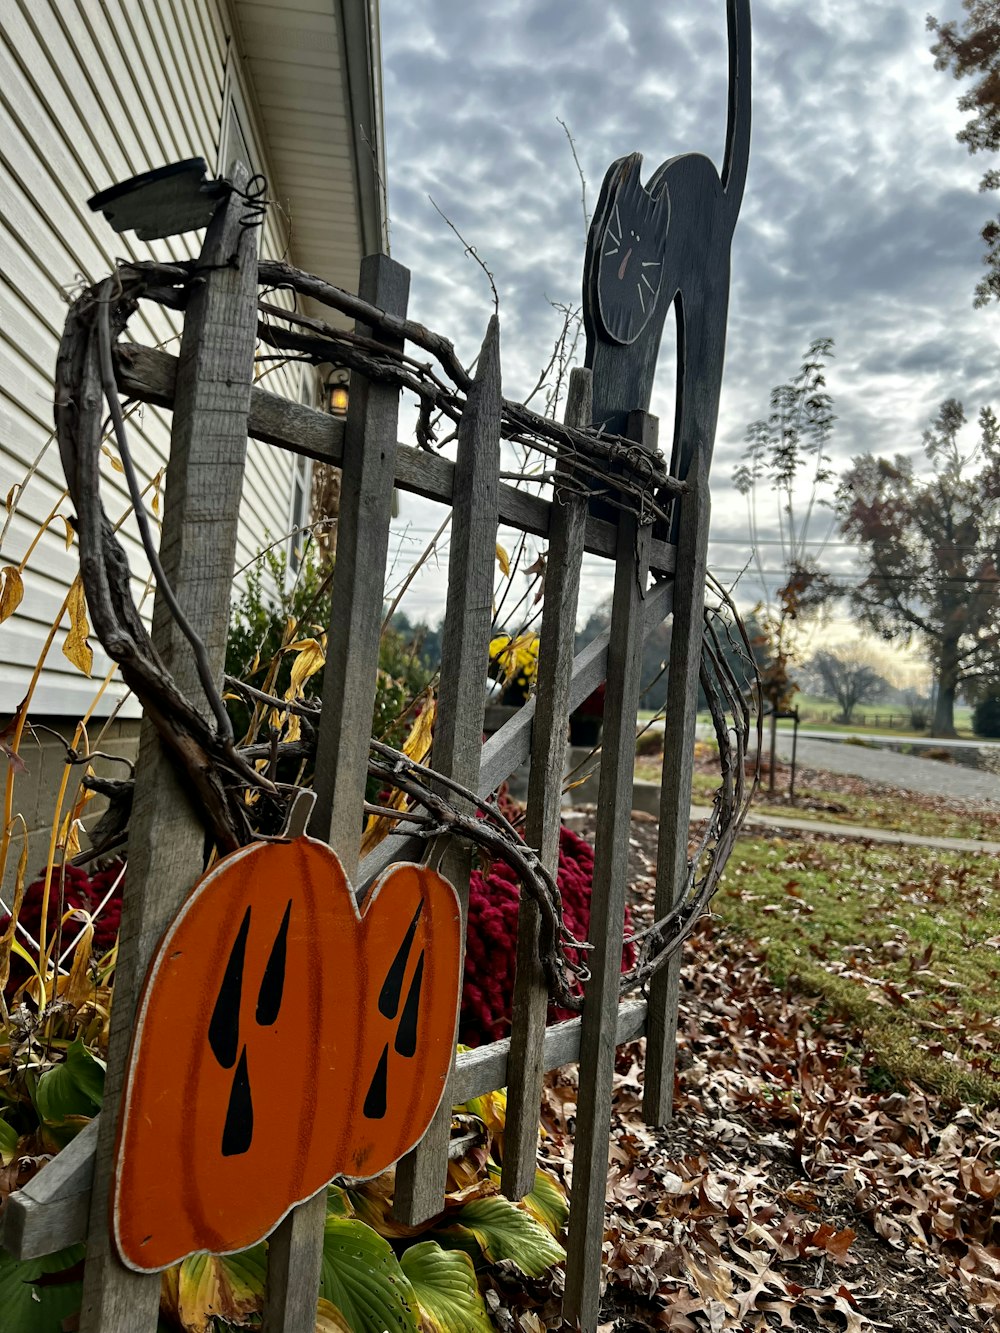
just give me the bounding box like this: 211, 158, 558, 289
112, 838, 461, 1272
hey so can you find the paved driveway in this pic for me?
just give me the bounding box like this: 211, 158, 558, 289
773, 733, 1000, 804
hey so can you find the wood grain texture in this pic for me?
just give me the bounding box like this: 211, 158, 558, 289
453, 998, 647, 1104
264, 252, 410, 1333
643, 453, 711, 1124
115, 341, 677, 575
78, 168, 259, 1333
1, 1117, 99, 1259
392, 317, 502, 1226
502, 368, 591, 1200
563, 412, 656, 1333
309, 253, 410, 872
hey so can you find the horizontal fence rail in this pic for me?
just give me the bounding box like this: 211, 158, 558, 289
114, 343, 678, 576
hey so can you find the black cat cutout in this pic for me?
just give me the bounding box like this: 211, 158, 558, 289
583, 0, 751, 481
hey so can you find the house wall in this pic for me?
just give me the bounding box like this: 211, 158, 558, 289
0, 0, 307, 719
0, 0, 314, 895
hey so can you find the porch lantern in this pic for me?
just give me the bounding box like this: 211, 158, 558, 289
325, 369, 350, 417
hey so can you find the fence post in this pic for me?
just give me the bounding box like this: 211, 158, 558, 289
642, 450, 711, 1125
262, 252, 411, 1332
392, 317, 503, 1224
78, 168, 259, 1333
563, 411, 656, 1332
502, 368, 591, 1200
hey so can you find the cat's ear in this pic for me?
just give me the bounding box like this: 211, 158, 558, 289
641, 163, 672, 228
641, 179, 671, 231
593, 152, 644, 220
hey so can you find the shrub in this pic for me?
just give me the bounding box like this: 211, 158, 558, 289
635, 727, 664, 758
972, 689, 1000, 738
2, 860, 124, 998
460, 824, 635, 1047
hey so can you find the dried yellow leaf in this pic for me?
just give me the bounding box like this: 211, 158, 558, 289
60, 515, 74, 550
60, 813, 82, 859
6, 483, 20, 512
63, 575, 94, 676
496, 542, 510, 576
285, 637, 325, 700
315, 1301, 352, 1333
0, 820, 29, 996
360, 697, 437, 856
403, 695, 436, 763
0, 566, 24, 623
64, 917, 95, 1009
101, 444, 125, 474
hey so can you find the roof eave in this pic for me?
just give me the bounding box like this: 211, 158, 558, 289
339, 0, 389, 257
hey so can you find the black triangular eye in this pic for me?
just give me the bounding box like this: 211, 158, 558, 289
208, 906, 251, 1070
394, 951, 424, 1059
363, 1043, 389, 1120
256, 900, 291, 1026
378, 900, 423, 1020
221, 1045, 254, 1156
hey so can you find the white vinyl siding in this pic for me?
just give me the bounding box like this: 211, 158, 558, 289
0, 0, 307, 716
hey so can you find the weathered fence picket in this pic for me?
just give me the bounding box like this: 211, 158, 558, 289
264, 252, 411, 1333
503, 367, 591, 1200
76, 166, 260, 1333
644, 451, 713, 1125
393, 316, 503, 1224
563, 412, 657, 1329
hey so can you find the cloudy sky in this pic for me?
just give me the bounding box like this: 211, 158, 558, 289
376, 0, 998, 628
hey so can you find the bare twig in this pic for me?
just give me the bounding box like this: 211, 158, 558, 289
428, 195, 500, 316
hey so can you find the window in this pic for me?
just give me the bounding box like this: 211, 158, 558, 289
288, 368, 315, 576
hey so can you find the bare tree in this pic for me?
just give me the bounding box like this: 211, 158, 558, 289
811, 649, 886, 724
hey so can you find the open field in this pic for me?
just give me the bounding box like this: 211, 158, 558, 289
759, 692, 974, 738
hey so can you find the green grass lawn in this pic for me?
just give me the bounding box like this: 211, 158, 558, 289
687, 694, 979, 739
771, 692, 974, 738
714, 837, 1000, 1106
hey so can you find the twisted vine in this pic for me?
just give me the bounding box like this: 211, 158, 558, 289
54, 258, 758, 1009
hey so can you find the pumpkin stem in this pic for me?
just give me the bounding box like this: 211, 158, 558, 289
281, 788, 316, 839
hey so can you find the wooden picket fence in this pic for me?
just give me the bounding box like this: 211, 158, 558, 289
3, 177, 721, 1333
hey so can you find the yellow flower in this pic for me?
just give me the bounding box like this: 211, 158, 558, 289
489, 633, 540, 686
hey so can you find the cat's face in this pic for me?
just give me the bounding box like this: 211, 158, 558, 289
592, 155, 671, 346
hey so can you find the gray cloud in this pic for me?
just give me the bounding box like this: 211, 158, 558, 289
380, 0, 994, 619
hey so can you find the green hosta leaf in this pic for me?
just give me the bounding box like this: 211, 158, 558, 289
164, 1245, 266, 1332
400, 1242, 494, 1333
320, 1217, 419, 1333
522, 1168, 569, 1238
0, 1244, 84, 1333
485, 1163, 568, 1238
33, 1039, 104, 1126
0, 1113, 19, 1164
440, 1196, 566, 1277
